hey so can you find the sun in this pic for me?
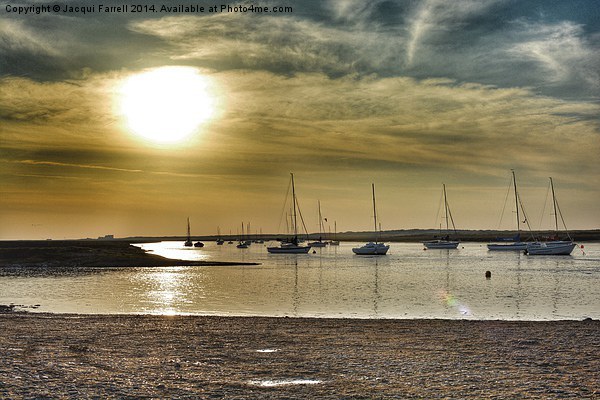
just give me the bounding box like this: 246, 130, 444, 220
119, 66, 214, 143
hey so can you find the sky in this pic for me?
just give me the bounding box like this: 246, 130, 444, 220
1, 0, 599, 239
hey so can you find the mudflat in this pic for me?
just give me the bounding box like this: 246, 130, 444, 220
0, 314, 598, 398
0, 240, 257, 270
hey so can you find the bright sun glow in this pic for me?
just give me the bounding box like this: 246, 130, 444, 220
120, 66, 214, 143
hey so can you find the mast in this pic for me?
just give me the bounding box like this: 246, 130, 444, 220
317, 200, 322, 241
512, 170, 520, 235
372, 183, 378, 243
291, 173, 298, 241
443, 184, 449, 232
187, 218, 191, 241
550, 177, 559, 234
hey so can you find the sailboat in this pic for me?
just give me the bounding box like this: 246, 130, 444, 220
236, 222, 248, 248
487, 170, 531, 251
423, 184, 460, 249
216, 227, 224, 245
329, 221, 340, 246
184, 218, 193, 247
308, 200, 327, 247
525, 177, 577, 255
352, 184, 389, 255
267, 173, 312, 254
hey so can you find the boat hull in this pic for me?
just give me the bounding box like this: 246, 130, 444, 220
308, 241, 327, 247
487, 242, 528, 251
423, 241, 459, 249
525, 241, 576, 255
267, 245, 311, 254
352, 243, 389, 255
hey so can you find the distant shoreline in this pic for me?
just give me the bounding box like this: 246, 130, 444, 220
99, 228, 600, 243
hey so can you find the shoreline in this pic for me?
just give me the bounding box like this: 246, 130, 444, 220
1, 313, 598, 398
0, 240, 258, 269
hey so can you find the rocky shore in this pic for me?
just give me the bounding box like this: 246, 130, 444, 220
0, 314, 598, 398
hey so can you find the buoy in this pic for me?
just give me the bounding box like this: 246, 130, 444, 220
485, 271, 492, 279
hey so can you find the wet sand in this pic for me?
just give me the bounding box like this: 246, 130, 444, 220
1, 314, 598, 399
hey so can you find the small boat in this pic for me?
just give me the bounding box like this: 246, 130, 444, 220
525, 241, 576, 255
237, 222, 249, 249
487, 241, 527, 251
267, 173, 311, 254
216, 227, 224, 245
488, 170, 531, 251
353, 241, 389, 255
525, 177, 576, 256
184, 218, 193, 247
423, 184, 459, 249
329, 221, 340, 245
308, 200, 328, 247
352, 184, 389, 255
268, 240, 311, 254
194, 241, 204, 247
423, 238, 460, 249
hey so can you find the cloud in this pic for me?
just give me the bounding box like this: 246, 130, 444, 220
508, 20, 600, 92
128, 13, 391, 76
2, 69, 598, 187
0, 19, 61, 56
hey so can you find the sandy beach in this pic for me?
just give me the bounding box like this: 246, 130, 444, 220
0, 313, 598, 399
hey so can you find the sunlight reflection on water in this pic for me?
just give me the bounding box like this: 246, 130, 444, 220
0, 241, 598, 320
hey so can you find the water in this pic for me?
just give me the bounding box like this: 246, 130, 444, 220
1, 241, 598, 320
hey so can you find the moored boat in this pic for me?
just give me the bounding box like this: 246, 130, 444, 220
184, 218, 193, 247
267, 173, 311, 254
353, 241, 389, 255
423, 239, 460, 249
487, 170, 532, 251
423, 184, 460, 250
525, 241, 576, 255
352, 184, 389, 255
525, 177, 576, 256
308, 200, 328, 247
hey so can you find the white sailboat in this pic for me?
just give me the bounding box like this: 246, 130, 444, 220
308, 200, 327, 247
267, 173, 312, 254
487, 170, 530, 251
329, 221, 340, 246
352, 184, 389, 255
423, 184, 460, 249
526, 177, 577, 256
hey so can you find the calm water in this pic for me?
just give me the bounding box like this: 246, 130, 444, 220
1, 241, 599, 320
